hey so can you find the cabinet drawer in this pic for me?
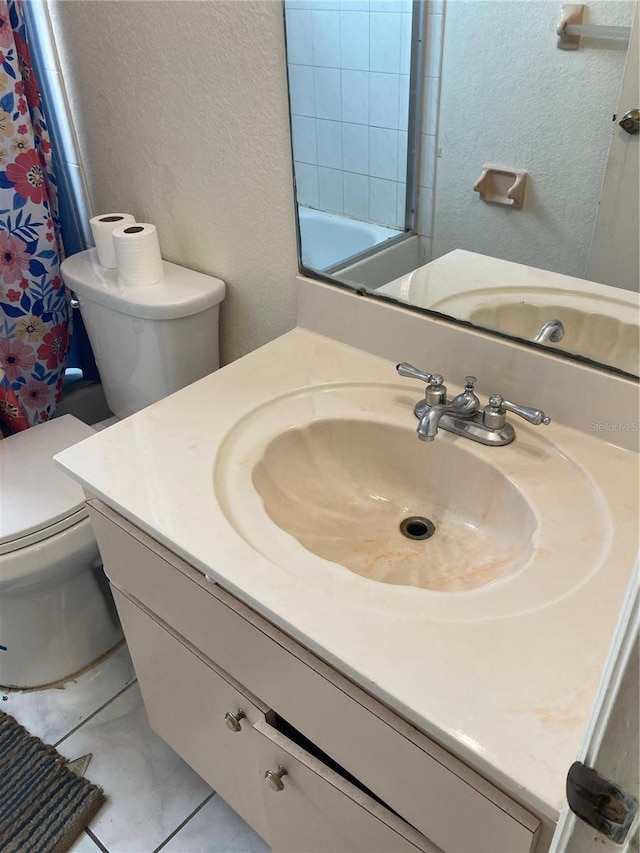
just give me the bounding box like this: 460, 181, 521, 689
112, 587, 270, 842
89, 501, 542, 853
253, 719, 437, 853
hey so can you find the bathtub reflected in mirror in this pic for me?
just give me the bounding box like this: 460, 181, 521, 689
298, 207, 403, 273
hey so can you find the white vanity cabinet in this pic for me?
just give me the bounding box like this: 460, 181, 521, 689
88, 499, 547, 853
252, 719, 438, 853
110, 588, 271, 841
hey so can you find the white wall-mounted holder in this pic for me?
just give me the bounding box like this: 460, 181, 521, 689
473, 167, 528, 209
557, 4, 585, 50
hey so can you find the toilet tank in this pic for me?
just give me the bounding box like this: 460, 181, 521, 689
61, 250, 225, 419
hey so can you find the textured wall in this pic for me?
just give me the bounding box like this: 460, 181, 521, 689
432, 0, 635, 279
50, 0, 299, 365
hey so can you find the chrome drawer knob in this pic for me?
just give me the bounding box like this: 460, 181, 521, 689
264, 765, 288, 792
224, 710, 246, 733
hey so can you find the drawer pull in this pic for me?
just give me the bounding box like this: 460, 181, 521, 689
265, 765, 288, 792
224, 710, 246, 732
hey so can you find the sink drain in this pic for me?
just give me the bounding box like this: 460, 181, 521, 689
400, 516, 436, 541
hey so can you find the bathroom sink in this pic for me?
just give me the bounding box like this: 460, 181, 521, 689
429, 289, 639, 375
378, 250, 639, 376
214, 383, 610, 621
251, 418, 535, 592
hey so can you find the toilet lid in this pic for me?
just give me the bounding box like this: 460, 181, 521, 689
0, 415, 96, 555
61, 249, 226, 320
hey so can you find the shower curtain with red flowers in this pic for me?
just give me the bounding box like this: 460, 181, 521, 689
0, 0, 69, 436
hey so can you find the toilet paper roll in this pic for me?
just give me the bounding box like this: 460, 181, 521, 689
89, 213, 136, 268
112, 223, 164, 287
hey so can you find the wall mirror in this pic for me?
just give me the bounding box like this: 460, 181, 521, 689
284, 0, 639, 377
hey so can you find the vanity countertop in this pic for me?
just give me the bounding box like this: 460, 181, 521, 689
55, 326, 638, 823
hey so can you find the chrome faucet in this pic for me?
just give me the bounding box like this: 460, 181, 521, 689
533, 319, 565, 344
417, 376, 479, 441
396, 363, 550, 446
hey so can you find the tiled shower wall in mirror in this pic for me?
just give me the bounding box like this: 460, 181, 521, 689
285, 0, 444, 263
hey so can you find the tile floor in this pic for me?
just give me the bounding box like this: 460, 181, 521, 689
2, 644, 269, 853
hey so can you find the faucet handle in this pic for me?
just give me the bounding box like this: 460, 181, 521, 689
396, 363, 434, 384
397, 364, 446, 414
425, 374, 447, 406
486, 394, 551, 427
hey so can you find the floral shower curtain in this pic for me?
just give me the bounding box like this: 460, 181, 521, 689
0, 0, 69, 436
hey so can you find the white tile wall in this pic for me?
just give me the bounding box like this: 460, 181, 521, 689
398, 73, 410, 129
341, 69, 370, 124
370, 176, 397, 223
286, 0, 416, 229
295, 161, 320, 207
343, 171, 370, 218
288, 64, 316, 115
340, 11, 369, 69
292, 114, 318, 163
369, 72, 400, 129
314, 66, 342, 120
317, 118, 343, 168
287, 0, 445, 235
285, 9, 314, 65
371, 1, 413, 12
318, 165, 344, 211
370, 126, 398, 180
370, 12, 403, 73
400, 12, 413, 68
312, 10, 342, 65
397, 129, 408, 181
343, 122, 369, 173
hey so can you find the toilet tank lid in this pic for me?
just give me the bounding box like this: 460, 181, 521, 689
0, 416, 95, 550
61, 249, 226, 320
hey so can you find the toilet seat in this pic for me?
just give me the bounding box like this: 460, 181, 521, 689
0, 415, 96, 558
0, 414, 122, 688
0, 515, 99, 592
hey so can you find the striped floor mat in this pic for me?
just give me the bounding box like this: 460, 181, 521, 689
0, 711, 105, 853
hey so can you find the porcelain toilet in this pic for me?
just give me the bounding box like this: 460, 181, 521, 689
0, 249, 225, 689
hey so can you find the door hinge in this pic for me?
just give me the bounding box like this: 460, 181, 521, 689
566, 761, 638, 844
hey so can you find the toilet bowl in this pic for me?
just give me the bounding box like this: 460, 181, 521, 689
1, 250, 225, 689
0, 416, 123, 689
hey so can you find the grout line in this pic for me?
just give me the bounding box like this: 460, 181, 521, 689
153, 792, 217, 852
85, 827, 110, 853
54, 680, 138, 748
